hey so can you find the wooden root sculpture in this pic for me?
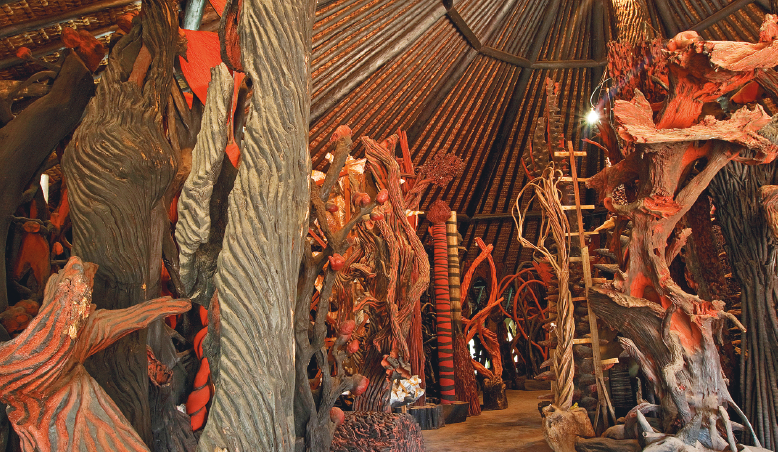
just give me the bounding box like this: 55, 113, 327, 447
586, 22, 778, 451
0, 257, 190, 452
196, 0, 314, 449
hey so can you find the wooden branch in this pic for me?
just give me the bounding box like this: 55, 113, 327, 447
0, 0, 139, 39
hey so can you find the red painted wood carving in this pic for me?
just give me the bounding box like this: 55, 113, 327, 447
0, 257, 190, 451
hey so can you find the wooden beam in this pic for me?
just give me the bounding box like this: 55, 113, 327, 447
480, 47, 606, 68
652, 0, 681, 37
690, 0, 756, 33
446, 7, 481, 50
465, 0, 563, 219
0, 0, 139, 40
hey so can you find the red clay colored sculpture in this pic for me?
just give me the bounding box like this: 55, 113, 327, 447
0, 257, 190, 452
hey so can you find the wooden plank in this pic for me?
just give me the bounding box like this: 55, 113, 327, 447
561, 205, 595, 210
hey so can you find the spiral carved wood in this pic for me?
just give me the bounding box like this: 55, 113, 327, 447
195, 0, 313, 449
0, 257, 190, 452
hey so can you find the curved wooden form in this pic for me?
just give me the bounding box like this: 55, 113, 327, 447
586, 24, 778, 449
61, 0, 180, 442
176, 63, 233, 301
0, 257, 190, 452
196, 0, 313, 449
0, 50, 96, 311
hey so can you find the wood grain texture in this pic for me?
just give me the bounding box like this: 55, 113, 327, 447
196, 0, 313, 449
61, 0, 179, 443
176, 63, 233, 297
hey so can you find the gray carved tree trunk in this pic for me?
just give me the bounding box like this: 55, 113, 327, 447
196, 0, 313, 450
709, 161, 778, 449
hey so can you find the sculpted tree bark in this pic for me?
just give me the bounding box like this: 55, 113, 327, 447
0, 256, 190, 452
196, 0, 314, 449
709, 162, 778, 449
586, 24, 778, 450
61, 0, 180, 444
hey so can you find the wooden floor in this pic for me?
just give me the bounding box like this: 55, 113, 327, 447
422, 390, 553, 452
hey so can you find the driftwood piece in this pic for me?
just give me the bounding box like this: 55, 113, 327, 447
583, 23, 778, 451
61, 0, 180, 443
542, 405, 595, 452
0, 257, 190, 452
196, 0, 314, 449
0, 52, 95, 311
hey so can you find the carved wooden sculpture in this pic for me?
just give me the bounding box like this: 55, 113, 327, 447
0, 256, 190, 452
195, 0, 314, 449
294, 125, 375, 452
427, 200, 456, 404
0, 48, 99, 311
353, 135, 433, 412
709, 164, 778, 449
61, 0, 180, 442
586, 25, 778, 450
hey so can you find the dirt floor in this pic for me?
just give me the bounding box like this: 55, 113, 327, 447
422, 390, 553, 452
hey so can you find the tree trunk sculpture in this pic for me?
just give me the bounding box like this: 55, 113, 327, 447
586, 25, 778, 450
61, 0, 180, 443
196, 0, 314, 449
709, 162, 778, 449
0, 256, 190, 452
428, 200, 456, 404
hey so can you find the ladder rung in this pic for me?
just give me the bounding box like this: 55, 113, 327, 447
566, 231, 597, 237
601, 358, 619, 366
571, 296, 587, 302
572, 337, 592, 344
561, 205, 595, 210
559, 176, 591, 182
554, 151, 587, 157
569, 256, 594, 262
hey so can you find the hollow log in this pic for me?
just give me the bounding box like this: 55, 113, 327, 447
195, 0, 314, 449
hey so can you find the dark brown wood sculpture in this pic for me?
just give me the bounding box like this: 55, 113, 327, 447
62, 0, 178, 444
0, 256, 190, 452
294, 125, 376, 452
195, 0, 314, 449
586, 23, 778, 450
61, 0, 181, 443
0, 47, 101, 311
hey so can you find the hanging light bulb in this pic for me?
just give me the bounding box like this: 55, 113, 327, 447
585, 108, 600, 125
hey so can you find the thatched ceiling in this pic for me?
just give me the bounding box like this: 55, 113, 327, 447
0, 0, 772, 273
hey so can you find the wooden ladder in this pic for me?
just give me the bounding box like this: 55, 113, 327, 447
562, 141, 616, 430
